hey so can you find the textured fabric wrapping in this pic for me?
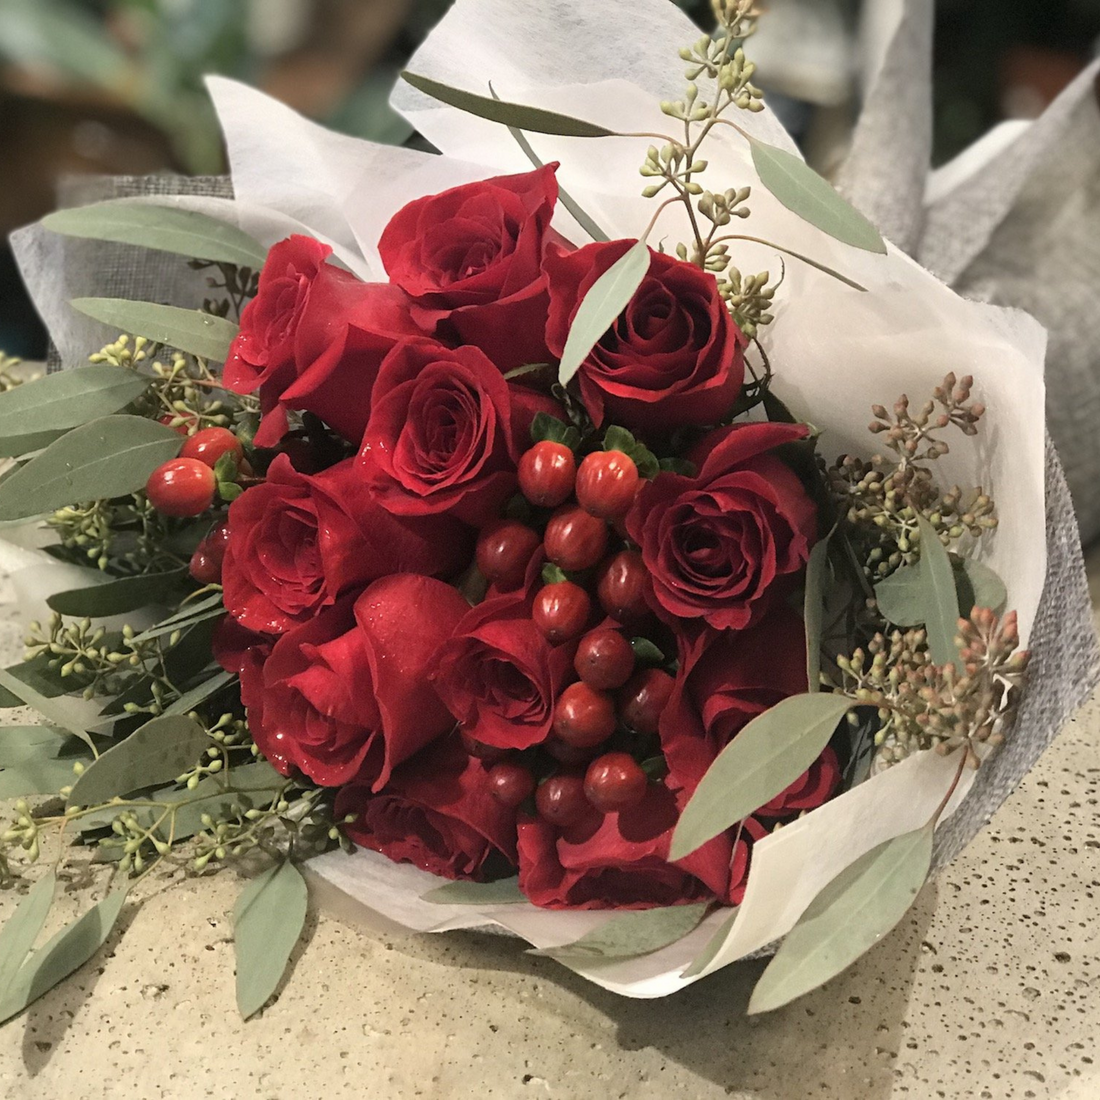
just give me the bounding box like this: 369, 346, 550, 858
31, 169, 1100, 914
840, 0, 1100, 543
38, 175, 235, 373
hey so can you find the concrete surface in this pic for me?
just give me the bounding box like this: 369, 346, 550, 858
0, 573, 1097, 1100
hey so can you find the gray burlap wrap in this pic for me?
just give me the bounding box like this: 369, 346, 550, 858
29, 165, 1100, 939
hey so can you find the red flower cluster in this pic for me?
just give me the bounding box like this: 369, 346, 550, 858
214, 166, 838, 909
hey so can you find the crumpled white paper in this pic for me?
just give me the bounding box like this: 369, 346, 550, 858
7, 0, 1048, 998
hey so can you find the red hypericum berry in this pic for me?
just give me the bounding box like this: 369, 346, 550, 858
535, 773, 590, 827
146, 459, 216, 517
618, 668, 676, 736
597, 550, 650, 623
486, 762, 536, 808
533, 581, 591, 644
205, 521, 231, 568
584, 752, 647, 813
518, 441, 576, 508
575, 450, 640, 520
552, 681, 616, 747
544, 505, 608, 572
179, 427, 244, 469
573, 629, 635, 691
476, 520, 541, 588
544, 737, 602, 765
461, 731, 510, 764
188, 545, 220, 585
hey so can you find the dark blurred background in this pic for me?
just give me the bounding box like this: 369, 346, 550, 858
2, 0, 1098, 359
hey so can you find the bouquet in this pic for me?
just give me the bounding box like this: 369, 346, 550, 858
0, 0, 1095, 1018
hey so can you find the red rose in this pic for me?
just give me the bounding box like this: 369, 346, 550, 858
379, 165, 560, 370
336, 738, 518, 880
433, 590, 574, 750
241, 576, 470, 788
545, 240, 744, 432
223, 234, 426, 447
224, 235, 330, 401
358, 339, 558, 526
756, 746, 841, 818
625, 421, 817, 632
661, 608, 810, 790
222, 454, 469, 635
517, 783, 726, 909
211, 615, 272, 677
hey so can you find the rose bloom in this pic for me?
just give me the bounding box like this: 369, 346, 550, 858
222, 454, 469, 635
240, 576, 469, 788
755, 747, 841, 819
223, 234, 425, 447
625, 421, 817, 632
517, 783, 731, 909
379, 165, 560, 370
336, 738, 518, 881
660, 607, 810, 790
359, 339, 558, 526
545, 240, 744, 432
433, 589, 575, 751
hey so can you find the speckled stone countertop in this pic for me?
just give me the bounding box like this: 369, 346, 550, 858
0, 570, 1097, 1100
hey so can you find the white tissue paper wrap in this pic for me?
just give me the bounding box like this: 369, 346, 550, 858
7, 0, 1077, 998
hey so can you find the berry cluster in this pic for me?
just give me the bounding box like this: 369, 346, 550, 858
473, 437, 677, 828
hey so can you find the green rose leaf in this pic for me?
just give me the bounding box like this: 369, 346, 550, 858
402, 71, 615, 138
557, 240, 650, 387
234, 860, 308, 1019
422, 877, 526, 905
67, 714, 212, 808
748, 139, 887, 254
748, 823, 934, 1014
0, 889, 128, 1025
0, 363, 150, 439
70, 299, 238, 363
0, 415, 184, 521
43, 201, 268, 268
528, 902, 709, 960
669, 692, 851, 861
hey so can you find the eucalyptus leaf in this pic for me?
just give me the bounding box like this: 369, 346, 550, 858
48, 569, 187, 618
916, 516, 962, 670
955, 559, 1007, 616
490, 86, 610, 242
0, 363, 150, 439
129, 591, 226, 643
422, 877, 525, 905
557, 240, 650, 386
804, 534, 832, 693
0, 725, 71, 765
70, 299, 238, 362
0, 751, 89, 800
0, 415, 184, 522
748, 139, 887, 254
0, 430, 65, 459
0, 889, 127, 1024
873, 562, 923, 626
43, 201, 268, 268
0, 655, 70, 707
669, 692, 851, 862
0, 872, 55, 1000
161, 669, 236, 716
402, 71, 615, 138
234, 860, 308, 1019
529, 903, 708, 960
0, 667, 96, 752
681, 908, 738, 978
748, 823, 933, 1014
67, 714, 211, 808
